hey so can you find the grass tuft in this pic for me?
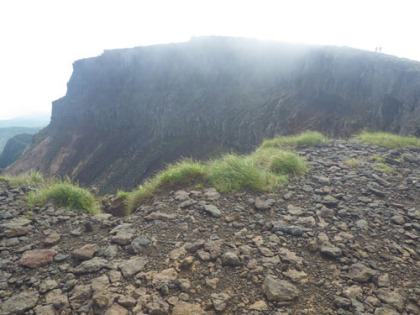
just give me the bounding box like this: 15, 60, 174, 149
352, 131, 420, 148
26, 179, 98, 214
251, 148, 307, 176
207, 154, 286, 193
374, 163, 394, 173
260, 131, 328, 149
344, 158, 360, 168
0, 170, 45, 188
126, 159, 207, 212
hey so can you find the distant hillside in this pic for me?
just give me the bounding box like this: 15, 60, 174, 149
9, 37, 420, 193
0, 134, 33, 168
0, 115, 50, 128
0, 127, 39, 154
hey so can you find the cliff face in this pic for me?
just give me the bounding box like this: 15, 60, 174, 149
8, 37, 420, 192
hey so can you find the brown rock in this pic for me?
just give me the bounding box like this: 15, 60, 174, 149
172, 301, 207, 315
44, 232, 61, 245
21, 249, 57, 268
72, 244, 99, 260
105, 303, 128, 315
263, 276, 299, 302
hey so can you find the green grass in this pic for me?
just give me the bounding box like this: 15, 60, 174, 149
207, 154, 286, 193
0, 170, 45, 188
125, 133, 319, 212
126, 159, 207, 211
345, 158, 360, 168
352, 131, 420, 148
251, 148, 307, 176
260, 131, 328, 149
370, 155, 386, 163
374, 163, 394, 173
26, 179, 98, 214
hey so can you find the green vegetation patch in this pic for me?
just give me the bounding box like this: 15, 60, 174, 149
374, 163, 394, 173
207, 154, 286, 193
0, 170, 45, 188
260, 131, 328, 149
344, 158, 360, 168
352, 131, 420, 148
126, 159, 207, 211
26, 179, 98, 214
251, 148, 307, 176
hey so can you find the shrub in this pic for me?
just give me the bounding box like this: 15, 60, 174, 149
207, 154, 285, 193
27, 180, 98, 214
352, 131, 420, 148
260, 131, 328, 149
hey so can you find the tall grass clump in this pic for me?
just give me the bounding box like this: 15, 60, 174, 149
27, 180, 98, 214
1, 170, 45, 188
207, 154, 286, 193
251, 148, 307, 176
126, 159, 207, 212
352, 131, 420, 148
260, 131, 328, 149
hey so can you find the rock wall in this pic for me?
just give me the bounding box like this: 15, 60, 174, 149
8, 37, 420, 192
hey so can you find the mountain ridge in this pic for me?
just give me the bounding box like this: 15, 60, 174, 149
8, 37, 420, 193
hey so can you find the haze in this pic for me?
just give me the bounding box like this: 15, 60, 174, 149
1, 0, 419, 120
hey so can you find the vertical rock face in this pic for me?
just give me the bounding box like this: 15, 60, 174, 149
8, 37, 420, 192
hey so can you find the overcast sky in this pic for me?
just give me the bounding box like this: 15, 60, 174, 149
1, 0, 419, 120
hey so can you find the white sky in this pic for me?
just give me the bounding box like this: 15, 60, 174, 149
1, 0, 419, 120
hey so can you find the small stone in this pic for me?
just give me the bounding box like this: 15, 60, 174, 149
1, 290, 39, 315
376, 273, 391, 287
391, 215, 405, 225
374, 308, 400, 315
180, 256, 194, 269
211, 293, 231, 311
322, 195, 339, 207
320, 245, 342, 258
4, 225, 31, 237
375, 288, 406, 311
263, 276, 299, 302
255, 199, 270, 211
44, 232, 61, 245
174, 190, 190, 201
73, 257, 108, 274
21, 249, 57, 268
172, 301, 206, 315
111, 231, 134, 245
118, 257, 148, 277
222, 252, 241, 266
72, 244, 99, 260
203, 204, 222, 217
249, 300, 268, 311
131, 235, 150, 253
105, 303, 128, 315
349, 263, 376, 283
204, 188, 220, 201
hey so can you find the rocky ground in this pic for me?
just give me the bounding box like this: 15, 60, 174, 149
0, 140, 420, 315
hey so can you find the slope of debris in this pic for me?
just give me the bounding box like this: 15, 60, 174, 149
1, 140, 420, 315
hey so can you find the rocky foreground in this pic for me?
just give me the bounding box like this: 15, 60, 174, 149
1, 140, 420, 314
